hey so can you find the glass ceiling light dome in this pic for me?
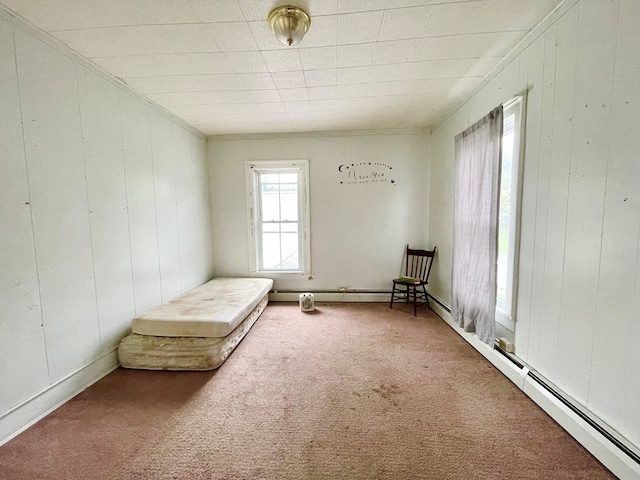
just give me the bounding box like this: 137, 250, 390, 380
268, 6, 311, 46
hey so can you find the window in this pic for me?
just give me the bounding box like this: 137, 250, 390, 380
245, 160, 310, 274
496, 97, 523, 331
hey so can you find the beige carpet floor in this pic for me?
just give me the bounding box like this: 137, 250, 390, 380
0, 302, 615, 479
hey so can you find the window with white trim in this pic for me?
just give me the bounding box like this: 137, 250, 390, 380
496, 97, 523, 331
245, 160, 310, 274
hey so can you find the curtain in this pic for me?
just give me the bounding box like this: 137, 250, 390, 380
452, 106, 503, 346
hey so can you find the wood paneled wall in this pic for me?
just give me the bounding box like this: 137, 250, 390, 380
429, 0, 640, 449
0, 17, 213, 425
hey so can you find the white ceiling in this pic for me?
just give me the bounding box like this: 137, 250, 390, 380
1, 0, 563, 136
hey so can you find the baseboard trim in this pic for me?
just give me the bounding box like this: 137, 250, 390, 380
0, 348, 119, 446
269, 292, 391, 303
430, 301, 525, 387
428, 301, 640, 480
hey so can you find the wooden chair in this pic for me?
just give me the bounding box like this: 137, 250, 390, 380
390, 245, 436, 316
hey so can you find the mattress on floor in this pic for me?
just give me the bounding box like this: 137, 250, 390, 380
119, 294, 268, 371
132, 277, 273, 338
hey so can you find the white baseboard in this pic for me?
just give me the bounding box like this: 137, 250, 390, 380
269, 292, 391, 303
428, 300, 640, 480
523, 378, 640, 480
0, 347, 119, 446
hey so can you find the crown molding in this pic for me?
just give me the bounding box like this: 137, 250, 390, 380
207, 127, 430, 142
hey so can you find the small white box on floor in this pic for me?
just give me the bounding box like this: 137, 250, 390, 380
299, 293, 314, 312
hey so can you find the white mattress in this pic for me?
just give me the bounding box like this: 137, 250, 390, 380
119, 294, 269, 371
131, 277, 273, 338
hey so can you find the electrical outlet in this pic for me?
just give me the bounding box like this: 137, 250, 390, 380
338, 285, 347, 293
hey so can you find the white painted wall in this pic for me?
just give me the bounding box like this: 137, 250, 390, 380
0, 15, 213, 443
208, 132, 429, 292
428, 0, 640, 450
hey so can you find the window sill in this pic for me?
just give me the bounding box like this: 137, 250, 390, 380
496, 309, 515, 332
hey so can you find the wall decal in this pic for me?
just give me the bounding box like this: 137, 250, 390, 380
338, 162, 395, 186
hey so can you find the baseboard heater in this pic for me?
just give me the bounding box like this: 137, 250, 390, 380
270, 289, 391, 294
270, 290, 450, 300
270, 290, 446, 303
427, 293, 451, 313
495, 345, 640, 467
426, 291, 640, 476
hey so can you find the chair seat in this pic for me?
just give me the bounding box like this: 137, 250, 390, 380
393, 277, 427, 286
390, 280, 429, 316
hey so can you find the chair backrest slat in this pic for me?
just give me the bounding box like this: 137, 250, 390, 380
404, 245, 436, 283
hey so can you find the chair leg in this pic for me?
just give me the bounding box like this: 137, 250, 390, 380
412, 286, 417, 316
423, 284, 430, 309
390, 283, 396, 309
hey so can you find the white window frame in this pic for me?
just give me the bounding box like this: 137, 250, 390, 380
245, 160, 311, 276
496, 96, 524, 332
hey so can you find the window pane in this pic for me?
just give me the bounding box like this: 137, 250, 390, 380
261, 191, 279, 221
280, 190, 298, 221
278, 183, 297, 193
280, 233, 299, 269
260, 173, 279, 184
262, 222, 280, 233
280, 223, 298, 233
260, 173, 298, 222
261, 232, 281, 269
279, 173, 298, 184
261, 229, 299, 270
497, 110, 517, 314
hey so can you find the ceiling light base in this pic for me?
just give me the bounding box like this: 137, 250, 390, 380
268, 6, 311, 46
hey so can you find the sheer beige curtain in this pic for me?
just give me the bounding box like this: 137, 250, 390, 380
452, 106, 503, 346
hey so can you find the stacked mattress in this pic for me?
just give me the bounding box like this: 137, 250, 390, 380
118, 277, 273, 371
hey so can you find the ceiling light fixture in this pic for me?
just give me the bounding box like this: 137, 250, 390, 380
268, 6, 311, 46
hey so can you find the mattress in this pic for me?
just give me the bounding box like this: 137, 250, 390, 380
119, 294, 268, 371
132, 277, 273, 338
